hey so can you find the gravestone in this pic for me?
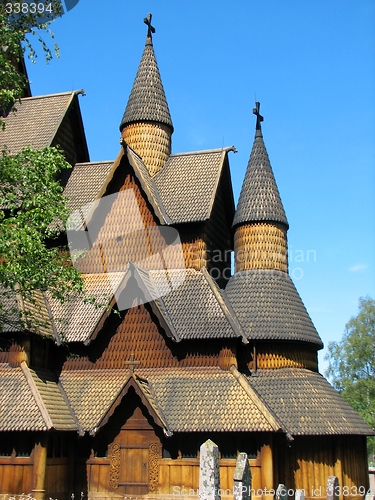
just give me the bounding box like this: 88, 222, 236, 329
199, 439, 220, 500
233, 452, 252, 500
326, 476, 339, 500
276, 484, 288, 500
295, 490, 305, 500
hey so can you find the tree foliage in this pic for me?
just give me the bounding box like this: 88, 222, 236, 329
325, 296, 375, 459
0, 3, 84, 332
0, 1, 63, 125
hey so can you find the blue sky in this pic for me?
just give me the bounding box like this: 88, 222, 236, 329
25, 0, 375, 373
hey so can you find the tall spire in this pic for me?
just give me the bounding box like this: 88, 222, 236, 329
120, 14, 173, 176
232, 103, 288, 273
233, 103, 287, 228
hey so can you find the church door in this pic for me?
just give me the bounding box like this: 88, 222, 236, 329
109, 406, 161, 495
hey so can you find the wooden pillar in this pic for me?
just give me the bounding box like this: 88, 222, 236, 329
261, 435, 274, 500
32, 433, 48, 500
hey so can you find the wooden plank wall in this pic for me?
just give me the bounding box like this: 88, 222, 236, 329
0, 458, 33, 494
158, 457, 262, 496
275, 435, 369, 500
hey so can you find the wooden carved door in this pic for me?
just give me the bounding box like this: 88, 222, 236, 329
109, 406, 161, 494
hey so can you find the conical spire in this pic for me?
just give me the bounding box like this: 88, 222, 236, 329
233, 103, 288, 228
120, 14, 173, 133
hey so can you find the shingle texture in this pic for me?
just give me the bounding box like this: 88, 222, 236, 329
0, 92, 74, 153
0, 363, 46, 431
47, 272, 126, 343
120, 41, 173, 131
59, 367, 277, 433
29, 367, 76, 430
63, 161, 114, 225
141, 366, 277, 432
247, 368, 374, 436
233, 130, 288, 227
59, 369, 129, 431
226, 269, 323, 347
154, 150, 226, 223
0, 287, 21, 333
149, 268, 241, 340
0, 363, 76, 431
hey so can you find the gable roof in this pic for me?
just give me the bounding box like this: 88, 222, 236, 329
233, 129, 288, 228
0, 362, 76, 432
62, 146, 236, 229
59, 366, 282, 435
225, 269, 323, 348
154, 147, 236, 224
0, 91, 86, 154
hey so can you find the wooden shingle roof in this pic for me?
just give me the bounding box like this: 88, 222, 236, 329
0, 362, 76, 432
247, 368, 375, 436
0, 91, 84, 153
154, 147, 236, 224
225, 269, 323, 347
233, 129, 288, 228
120, 36, 173, 132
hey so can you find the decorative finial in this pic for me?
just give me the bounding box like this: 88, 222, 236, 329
253, 102, 263, 131
144, 13, 155, 42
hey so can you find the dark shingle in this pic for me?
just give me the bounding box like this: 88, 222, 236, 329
233, 130, 288, 228
225, 269, 323, 347
247, 368, 375, 436
120, 39, 173, 131
0, 92, 76, 153
154, 148, 233, 224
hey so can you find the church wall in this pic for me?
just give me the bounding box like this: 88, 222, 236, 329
74, 164, 207, 275
62, 303, 225, 371
274, 435, 369, 500
203, 163, 234, 287
237, 341, 319, 372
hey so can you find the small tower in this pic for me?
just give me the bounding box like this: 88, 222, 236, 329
232, 103, 288, 272
120, 14, 173, 176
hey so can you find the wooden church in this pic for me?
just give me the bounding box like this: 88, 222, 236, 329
0, 14, 373, 500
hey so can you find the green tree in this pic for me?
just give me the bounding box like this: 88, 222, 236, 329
0, 4, 83, 332
325, 296, 375, 462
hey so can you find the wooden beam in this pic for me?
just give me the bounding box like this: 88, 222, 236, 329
32, 434, 48, 500
261, 435, 274, 500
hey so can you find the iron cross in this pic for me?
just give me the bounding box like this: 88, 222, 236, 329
144, 13, 155, 39
125, 353, 140, 375
253, 102, 264, 130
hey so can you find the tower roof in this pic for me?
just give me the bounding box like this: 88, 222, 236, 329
119, 14, 173, 132
233, 103, 288, 228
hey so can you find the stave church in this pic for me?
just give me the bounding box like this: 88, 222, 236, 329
0, 13, 373, 500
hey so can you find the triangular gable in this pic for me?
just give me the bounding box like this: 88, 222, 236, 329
95, 373, 171, 436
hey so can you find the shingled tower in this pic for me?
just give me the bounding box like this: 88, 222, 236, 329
232, 103, 288, 273
120, 14, 173, 176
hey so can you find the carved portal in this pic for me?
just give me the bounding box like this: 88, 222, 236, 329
109, 441, 121, 489
149, 442, 162, 492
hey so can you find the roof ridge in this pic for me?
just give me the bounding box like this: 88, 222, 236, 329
200, 267, 247, 343
167, 146, 237, 158
229, 365, 287, 434
19, 90, 84, 101
20, 362, 53, 430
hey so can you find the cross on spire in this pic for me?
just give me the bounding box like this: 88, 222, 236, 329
124, 353, 140, 375
144, 13, 155, 41
253, 102, 263, 131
